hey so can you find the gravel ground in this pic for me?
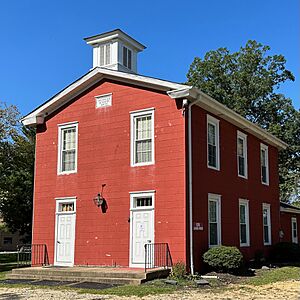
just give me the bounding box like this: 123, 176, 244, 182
0, 280, 298, 300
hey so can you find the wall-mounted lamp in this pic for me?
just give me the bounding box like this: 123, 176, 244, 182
93, 184, 108, 213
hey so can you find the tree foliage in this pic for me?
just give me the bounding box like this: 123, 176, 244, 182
187, 40, 300, 202
0, 102, 35, 240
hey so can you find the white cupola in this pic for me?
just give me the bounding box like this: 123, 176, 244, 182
84, 29, 146, 74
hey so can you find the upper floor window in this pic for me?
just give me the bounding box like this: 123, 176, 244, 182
291, 217, 298, 244
58, 122, 78, 174
99, 43, 111, 66
130, 108, 154, 166
123, 46, 132, 70
208, 193, 221, 247
237, 131, 248, 178
239, 199, 250, 247
260, 143, 269, 185
263, 203, 271, 245
207, 115, 220, 170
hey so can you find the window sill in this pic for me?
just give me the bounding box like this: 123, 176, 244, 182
131, 162, 155, 168
263, 243, 272, 246
57, 170, 77, 176
238, 174, 248, 179
240, 244, 250, 247
207, 165, 220, 171
261, 181, 270, 186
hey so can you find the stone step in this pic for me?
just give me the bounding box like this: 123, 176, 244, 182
11, 268, 146, 279
7, 273, 143, 285
7, 267, 170, 285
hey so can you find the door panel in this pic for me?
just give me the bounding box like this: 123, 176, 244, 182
55, 214, 75, 266
131, 210, 154, 266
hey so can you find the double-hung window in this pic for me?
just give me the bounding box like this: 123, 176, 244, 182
207, 115, 220, 170
260, 144, 269, 185
123, 46, 132, 70
291, 217, 298, 244
208, 194, 221, 247
239, 199, 250, 247
262, 203, 271, 245
237, 131, 248, 178
130, 108, 154, 166
58, 122, 78, 174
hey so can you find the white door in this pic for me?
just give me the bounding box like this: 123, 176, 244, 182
54, 199, 76, 266
292, 217, 298, 244
130, 192, 155, 268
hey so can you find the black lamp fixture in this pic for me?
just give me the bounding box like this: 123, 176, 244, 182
93, 184, 108, 213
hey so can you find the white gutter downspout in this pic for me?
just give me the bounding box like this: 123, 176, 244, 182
187, 95, 202, 275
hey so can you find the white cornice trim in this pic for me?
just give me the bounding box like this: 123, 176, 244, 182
21, 68, 187, 126
169, 87, 287, 150
280, 207, 300, 214
21, 67, 288, 150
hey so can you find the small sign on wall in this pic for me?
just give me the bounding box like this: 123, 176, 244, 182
193, 222, 204, 231
95, 93, 112, 108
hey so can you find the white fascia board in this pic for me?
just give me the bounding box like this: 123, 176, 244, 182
21, 67, 187, 126
21, 68, 102, 126
168, 87, 287, 150
85, 31, 146, 51
22, 115, 45, 126
99, 68, 186, 90
280, 207, 300, 214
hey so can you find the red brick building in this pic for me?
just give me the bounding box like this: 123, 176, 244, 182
22, 29, 294, 273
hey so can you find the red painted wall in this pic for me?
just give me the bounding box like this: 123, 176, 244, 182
280, 211, 300, 243
33, 80, 187, 267
191, 106, 281, 271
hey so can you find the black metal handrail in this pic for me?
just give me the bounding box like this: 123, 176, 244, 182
144, 243, 173, 272
17, 244, 49, 267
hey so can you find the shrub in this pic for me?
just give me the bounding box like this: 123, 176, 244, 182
270, 242, 300, 262
170, 261, 186, 279
203, 246, 244, 272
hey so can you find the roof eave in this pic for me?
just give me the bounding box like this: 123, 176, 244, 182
168, 87, 288, 150
21, 68, 186, 126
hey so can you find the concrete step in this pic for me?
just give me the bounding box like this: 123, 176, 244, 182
10, 268, 146, 279
7, 267, 170, 285
7, 273, 142, 285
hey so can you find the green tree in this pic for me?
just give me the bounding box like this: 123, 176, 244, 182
0, 103, 35, 241
187, 41, 300, 202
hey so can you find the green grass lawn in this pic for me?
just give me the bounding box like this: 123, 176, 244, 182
243, 266, 300, 286
0, 265, 298, 297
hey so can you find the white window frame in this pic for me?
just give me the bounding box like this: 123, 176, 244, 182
262, 203, 272, 246
130, 108, 155, 167
291, 217, 298, 244
208, 193, 222, 247
260, 143, 269, 185
237, 131, 248, 179
57, 122, 78, 175
207, 115, 220, 171
239, 199, 250, 247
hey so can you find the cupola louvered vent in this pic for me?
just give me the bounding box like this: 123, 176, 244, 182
84, 29, 146, 74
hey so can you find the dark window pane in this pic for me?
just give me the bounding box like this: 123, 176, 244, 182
239, 156, 245, 176
123, 47, 127, 67
210, 224, 218, 245
128, 49, 132, 69
208, 145, 216, 167
240, 224, 247, 244
262, 166, 267, 182
264, 225, 269, 243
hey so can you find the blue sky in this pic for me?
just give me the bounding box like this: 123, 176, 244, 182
0, 0, 299, 116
